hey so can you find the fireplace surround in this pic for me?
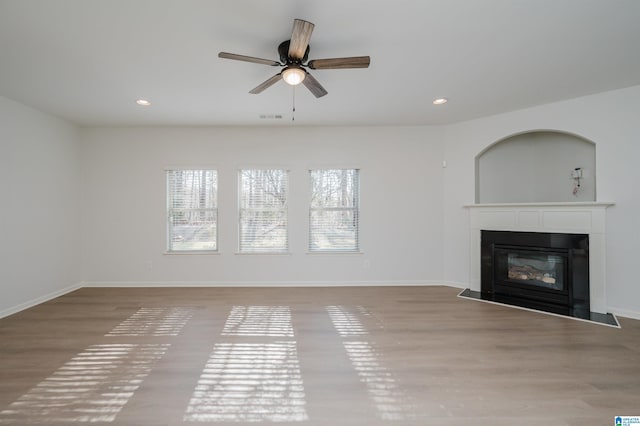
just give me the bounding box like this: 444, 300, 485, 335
463, 202, 617, 326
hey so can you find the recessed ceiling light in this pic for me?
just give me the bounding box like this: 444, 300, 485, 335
135, 99, 151, 106
433, 98, 448, 105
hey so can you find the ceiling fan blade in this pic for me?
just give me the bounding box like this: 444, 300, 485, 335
302, 71, 327, 98
249, 73, 282, 94
288, 19, 314, 61
308, 56, 370, 70
218, 52, 281, 66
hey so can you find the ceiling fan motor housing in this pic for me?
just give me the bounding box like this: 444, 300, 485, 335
278, 40, 310, 64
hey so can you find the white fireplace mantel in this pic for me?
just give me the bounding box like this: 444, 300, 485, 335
466, 202, 614, 314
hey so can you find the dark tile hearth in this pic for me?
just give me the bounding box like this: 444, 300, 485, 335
458, 288, 619, 327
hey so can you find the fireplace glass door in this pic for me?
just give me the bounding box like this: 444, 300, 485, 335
494, 247, 568, 293
481, 230, 589, 316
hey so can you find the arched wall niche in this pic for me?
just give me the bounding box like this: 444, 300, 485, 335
475, 130, 596, 203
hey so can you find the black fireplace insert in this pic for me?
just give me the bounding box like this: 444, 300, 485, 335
481, 230, 589, 316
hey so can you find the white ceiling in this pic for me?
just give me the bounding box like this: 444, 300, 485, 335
1, 0, 639, 127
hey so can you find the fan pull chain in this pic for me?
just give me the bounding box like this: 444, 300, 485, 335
292, 86, 296, 122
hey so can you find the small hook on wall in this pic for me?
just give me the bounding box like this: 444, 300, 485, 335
572, 167, 583, 196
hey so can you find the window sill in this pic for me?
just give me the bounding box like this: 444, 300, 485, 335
234, 252, 292, 256
163, 251, 220, 255
306, 251, 363, 255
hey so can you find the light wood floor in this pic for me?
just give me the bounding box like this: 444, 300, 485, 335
1, 286, 639, 425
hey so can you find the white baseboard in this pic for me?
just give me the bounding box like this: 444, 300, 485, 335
82, 280, 448, 288
609, 306, 640, 321
436, 281, 468, 289
0, 282, 83, 319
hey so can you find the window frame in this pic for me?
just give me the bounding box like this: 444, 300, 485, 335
165, 168, 219, 254
237, 168, 290, 254
308, 168, 361, 253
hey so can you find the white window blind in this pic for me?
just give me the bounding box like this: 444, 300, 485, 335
239, 169, 289, 253
167, 169, 217, 252
309, 169, 360, 252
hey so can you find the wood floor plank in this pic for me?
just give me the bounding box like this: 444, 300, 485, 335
1, 286, 639, 425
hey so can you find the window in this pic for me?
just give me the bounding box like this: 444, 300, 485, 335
166, 169, 217, 252
239, 169, 289, 253
309, 169, 360, 252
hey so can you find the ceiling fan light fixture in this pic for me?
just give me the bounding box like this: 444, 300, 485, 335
282, 66, 306, 86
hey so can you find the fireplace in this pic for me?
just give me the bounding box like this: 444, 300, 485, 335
481, 230, 589, 316
463, 202, 617, 326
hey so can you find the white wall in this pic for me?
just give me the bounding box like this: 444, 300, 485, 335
4, 84, 639, 319
0, 96, 81, 317
443, 85, 640, 318
80, 126, 445, 286
476, 131, 596, 203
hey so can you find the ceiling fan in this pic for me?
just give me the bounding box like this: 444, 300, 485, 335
218, 19, 370, 98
